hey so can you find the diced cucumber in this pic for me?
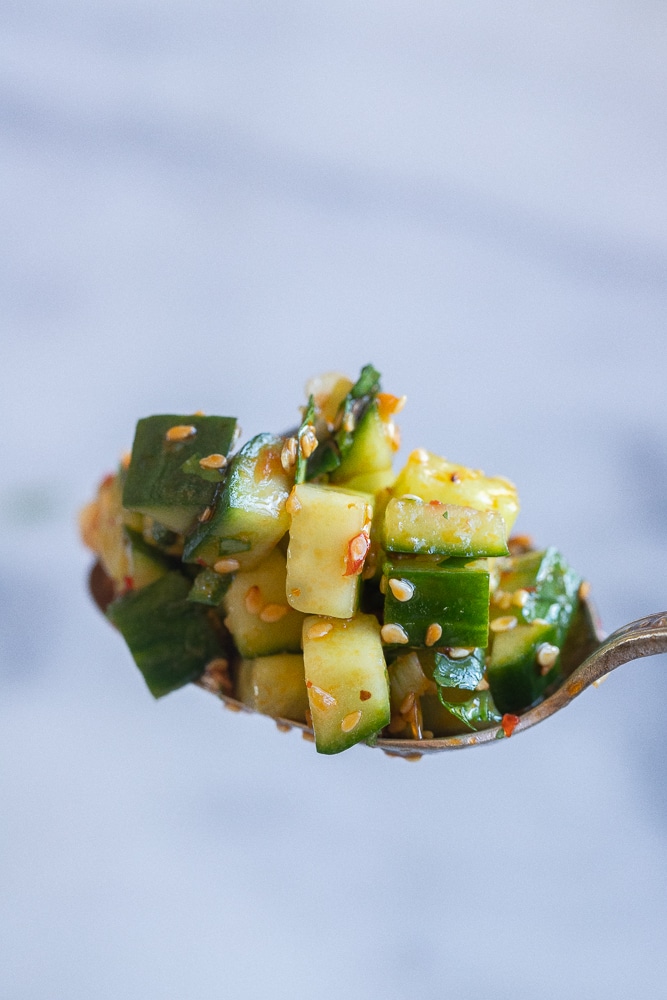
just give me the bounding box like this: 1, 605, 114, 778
383, 497, 508, 558
235, 653, 309, 722
330, 401, 394, 483
123, 414, 237, 534
286, 483, 373, 618
487, 620, 560, 714
305, 364, 382, 480
491, 548, 581, 641
184, 433, 291, 571
382, 556, 490, 648
106, 571, 226, 697
421, 687, 502, 736
124, 527, 173, 589
302, 613, 390, 754
187, 566, 232, 606
223, 548, 304, 658
392, 450, 520, 535
343, 469, 396, 495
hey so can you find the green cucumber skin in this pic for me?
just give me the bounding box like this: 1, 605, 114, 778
383, 559, 490, 648
187, 567, 232, 606
183, 433, 290, 569
421, 688, 502, 736
330, 402, 393, 484
496, 547, 581, 641
383, 499, 508, 558
123, 415, 237, 534
106, 571, 226, 697
488, 620, 560, 715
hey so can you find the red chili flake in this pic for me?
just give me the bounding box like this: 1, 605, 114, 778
501, 713, 520, 738
344, 531, 371, 576
429, 499, 443, 508
359, 690, 372, 701
196, 557, 207, 567
123, 576, 135, 592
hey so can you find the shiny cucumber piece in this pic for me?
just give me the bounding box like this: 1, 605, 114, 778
382, 557, 490, 649
124, 528, 173, 590
184, 433, 291, 571
187, 567, 232, 606
383, 497, 508, 557
492, 548, 581, 645
106, 571, 225, 697
286, 483, 373, 618
487, 619, 560, 714
392, 450, 520, 535
421, 687, 502, 736
302, 613, 390, 754
330, 401, 394, 483
223, 548, 304, 658
235, 653, 308, 722
123, 414, 237, 534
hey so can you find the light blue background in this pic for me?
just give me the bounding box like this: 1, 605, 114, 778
2, 3, 666, 998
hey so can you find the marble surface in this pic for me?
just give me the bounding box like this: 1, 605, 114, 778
1, 3, 666, 997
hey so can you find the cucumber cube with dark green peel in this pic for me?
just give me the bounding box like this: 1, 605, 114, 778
235, 654, 309, 722
122, 414, 237, 534
383, 497, 509, 557
493, 547, 581, 644
124, 527, 174, 589
106, 572, 226, 697
487, 619, 561, 714
184, 433, 291, 571
421, 688, 502, 736
382, 557, 490, 648
330, 401, 394, 484
187, 567, 232, 606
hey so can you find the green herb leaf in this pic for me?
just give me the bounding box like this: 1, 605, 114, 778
433, 648, 485, 690
437, 691, 502, 731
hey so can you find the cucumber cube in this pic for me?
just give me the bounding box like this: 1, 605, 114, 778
488, 620, 560, 714
184, 433, 292, 571
286, 483, 373, 619
106, 572, 225, 697
235, 653, 309, 722
302, 613, 390, 754
383, 497, 508, 557
123, 414, 237, 534
223, 548, 304, 658
382, 557, 490, 648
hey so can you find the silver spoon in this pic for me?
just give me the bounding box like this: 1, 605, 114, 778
89, 562, 667, 758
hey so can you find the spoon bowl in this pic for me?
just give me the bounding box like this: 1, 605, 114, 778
89, 561, 667, 757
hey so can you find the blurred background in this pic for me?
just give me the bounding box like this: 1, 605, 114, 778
1, 2, 666, 997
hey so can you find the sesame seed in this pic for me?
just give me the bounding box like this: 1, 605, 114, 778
399, 691, 416, 716
422, 730, 434, 740
410, 448, 429, 463
425, 623, 443, 647
400, 494, 422, 501
379, 575, 388, 594
306, 683, 337, 711
386, 422, 401, 451
285, 487, 302, 515
290, 587, 301, 598
579, 581, 591, 600
388, 715, 407, 734
299, 426, 318, 459
388, 578, 415, 602
275, 722, 292, 733
213, 558, 240, 574
511, 588, 529, 608
199, 453, 227, 470
120, 451, 131, 470
341, 710, 362, 733
476, 677, 490, 691
307, 620, 333, 639
536, 642, 559, 674
200, 658, 231, 694
380, 623, 410, 644
533, 618, 549, 626
244, 585, 263, 615
259, 604, 289, 623
281, 437, 298, 472
302, 731, 315, 743
342, 411, 356, 433
443, 646, 474, 660
165, 424, 197, 442
198, 506, 213, 523
490, 615, 518, 633
359, 690, 372, 701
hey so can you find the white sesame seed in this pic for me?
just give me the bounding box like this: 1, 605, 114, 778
490, 615, 518, 633
536, 642, 559, 673
244, 585, 263, 615
341, 710, 362, 733
213, 558, 240, 574
285, 487, 302, 514
306, 683, 337, 711
342, 411, 356, 433
579, 581, 591, 599
299, 426, 318, 459
379, 575, 388, 594
386, 422, 401, 451
380, 623, 410, 644
198, 506, 213, 522
425, 623, 443, 647
511, 588, 529, 608
411, 448, 429, 463
281, 437, 298, 472
388, 578, 415, 602
307, 621, 333, 639
475, 677, 490, 691
165, 424, 196, 442
444, 646, 474, 660
399, 691, 416, 716
199, 453, 227, 470
259, 603, 289, 623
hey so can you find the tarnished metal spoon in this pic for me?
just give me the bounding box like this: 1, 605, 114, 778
89, 562, 667, 758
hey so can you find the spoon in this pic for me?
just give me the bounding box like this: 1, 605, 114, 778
88, 561, 667, 758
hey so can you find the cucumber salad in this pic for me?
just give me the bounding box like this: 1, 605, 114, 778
80, 365, 583, 754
